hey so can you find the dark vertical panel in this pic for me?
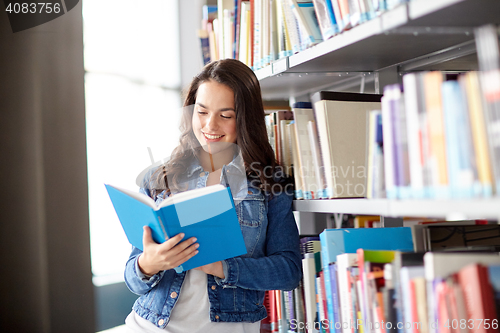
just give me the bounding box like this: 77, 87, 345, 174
0, 2, 95, 332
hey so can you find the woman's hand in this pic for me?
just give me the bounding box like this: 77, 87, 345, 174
138, 226, 199, 276
194, 261, 225, 279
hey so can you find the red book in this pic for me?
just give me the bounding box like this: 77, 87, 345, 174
456, 263, 497, 333
409, 279, 420, 333
319, 270, 329, 323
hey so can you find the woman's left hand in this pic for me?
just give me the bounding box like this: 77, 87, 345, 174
194, 261, 225, 279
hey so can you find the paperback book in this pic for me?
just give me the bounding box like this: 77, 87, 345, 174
105, 184, 247, 273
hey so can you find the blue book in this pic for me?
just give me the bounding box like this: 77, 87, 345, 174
442, 81, 475, 198
329, 263, 341, 333
319, 228, 414, 266
487, 265, 500, 321
105, 184, 247, 273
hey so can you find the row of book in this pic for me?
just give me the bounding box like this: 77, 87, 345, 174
198, 0, 411, 69
262, 223, 500, 333
266, 93, 382, 199
265, 72, 500, 200
373, 69, 500, 199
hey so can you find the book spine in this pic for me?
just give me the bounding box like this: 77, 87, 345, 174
312, 0, 336, 40
475, 25, 500, 195
463, 72, 494, 197
382, 91, 396, 199
402, 73, 425, 198
424, 71, 449, 198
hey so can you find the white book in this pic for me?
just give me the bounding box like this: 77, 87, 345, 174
223, 9, 234, 60
303, 255, 320, 333
312, 91, 381, 198
292, 105, 319, 199
217, 0, 234, 59
403, 73, 425, 198
238, 2, 251, 64
262, 0, 270, 67
337, 253, 358, 333
308, 121, 326, 198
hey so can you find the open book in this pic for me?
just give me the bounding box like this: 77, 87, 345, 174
105, 184, 247, 273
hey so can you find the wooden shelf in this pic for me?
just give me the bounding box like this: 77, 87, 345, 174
257, 0, 500, 100
293, 198, 500, 220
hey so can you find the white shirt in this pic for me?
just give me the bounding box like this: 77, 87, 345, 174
125, 269, 260, 333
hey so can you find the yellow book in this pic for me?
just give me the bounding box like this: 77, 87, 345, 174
354, 215, 380, 228
461, 72, 493, 196
424, 72, 449, 195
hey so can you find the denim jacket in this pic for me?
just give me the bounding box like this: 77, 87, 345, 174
124, 158, 302, 329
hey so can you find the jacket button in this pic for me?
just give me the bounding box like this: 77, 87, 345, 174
247, 190, 252, 194
199, 172, 205, 177
215, 315, 219, 320
158, 319, 164, 325
211, 285, 216, 290
170, 291, 178, 298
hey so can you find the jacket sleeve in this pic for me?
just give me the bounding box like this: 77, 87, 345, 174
215, 190, 302, 291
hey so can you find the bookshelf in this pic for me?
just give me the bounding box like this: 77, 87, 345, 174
257, 0, 500, 100
293, 198, 500, 220
251, 0, 500, 223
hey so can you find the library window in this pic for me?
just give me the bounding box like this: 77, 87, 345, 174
83, 0, 182, 286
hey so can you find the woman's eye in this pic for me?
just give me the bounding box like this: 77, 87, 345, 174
221, 114, 232, 119
197, 110, 207, 115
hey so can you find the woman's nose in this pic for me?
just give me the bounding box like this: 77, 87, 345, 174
205, 113, 218, 131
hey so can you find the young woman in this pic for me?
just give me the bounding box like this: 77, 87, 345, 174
124, 59, 302, 332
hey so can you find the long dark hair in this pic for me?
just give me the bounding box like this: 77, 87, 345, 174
149, 59, 279, 196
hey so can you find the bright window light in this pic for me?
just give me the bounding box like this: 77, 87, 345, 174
83, 0, 182, 285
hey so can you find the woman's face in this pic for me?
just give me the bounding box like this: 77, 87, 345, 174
192, 80, 238, 151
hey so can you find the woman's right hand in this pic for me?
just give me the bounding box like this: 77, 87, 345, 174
137, 226, 199, 276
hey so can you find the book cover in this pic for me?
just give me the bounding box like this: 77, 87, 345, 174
320, 228, 414, 266
311, 91, 382, 198
312, 0, 337, 40
456, 263, 497, 333
105, 184, 247, 273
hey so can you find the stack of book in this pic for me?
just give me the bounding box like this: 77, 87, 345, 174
371, 69, 500, 200
264, 226, 500, 333
198, 0, 411, 69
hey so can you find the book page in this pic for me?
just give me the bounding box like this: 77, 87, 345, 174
106, 184, 156, 209
158, 184, 226, 209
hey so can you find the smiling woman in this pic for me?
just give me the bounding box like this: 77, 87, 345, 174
123, 59, 302, 333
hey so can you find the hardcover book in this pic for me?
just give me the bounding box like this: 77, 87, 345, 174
105, 183, 247, 273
